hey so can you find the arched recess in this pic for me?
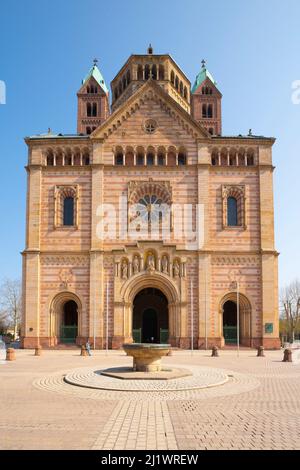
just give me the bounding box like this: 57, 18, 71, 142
119, 272, 181, 344
49, 291, 83, 344
219, 292, 252, 346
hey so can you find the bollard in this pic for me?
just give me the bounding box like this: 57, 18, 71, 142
257, 346, 265, 357
35, 346, 42, 356
167, 349, 173, 356
283, 348, 292, 362
6, 348, 16, 361
211, 345, 219, 357
80, 344, 88, 357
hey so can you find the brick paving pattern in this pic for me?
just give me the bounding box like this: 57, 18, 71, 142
1, 349, 300, 450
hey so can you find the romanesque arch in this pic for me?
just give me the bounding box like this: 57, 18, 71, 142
119, 271, 181, 345
219, 292, 252, 347
49, 291, 83, 344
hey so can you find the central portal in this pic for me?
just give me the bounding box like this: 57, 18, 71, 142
132, 288, 168, 343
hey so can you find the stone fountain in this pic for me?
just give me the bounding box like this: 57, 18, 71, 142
123, 343, 171, 372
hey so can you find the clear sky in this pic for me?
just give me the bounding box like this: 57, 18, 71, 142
0, 0, 299, 288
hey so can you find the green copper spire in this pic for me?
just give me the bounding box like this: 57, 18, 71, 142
82, 59, 108, 94
191, 59, 217, 94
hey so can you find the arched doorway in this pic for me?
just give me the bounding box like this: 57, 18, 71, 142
221, 294, 252, 346
223, 300, 238, 344
60, 300, 78, 344
132, 288, 168, 343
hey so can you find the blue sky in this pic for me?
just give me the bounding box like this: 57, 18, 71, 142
0, 0, 299, 287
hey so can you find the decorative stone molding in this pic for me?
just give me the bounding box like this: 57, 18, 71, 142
212, 256, 259, 267
58, 268, 74, 288
128, 179, 172, 205
40, 255, 89, 267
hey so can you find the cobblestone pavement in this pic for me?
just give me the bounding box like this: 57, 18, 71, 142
1, 349, 300, 450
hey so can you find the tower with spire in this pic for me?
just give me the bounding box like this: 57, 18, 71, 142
77, 59, 110, 134
191, 60, 222, 135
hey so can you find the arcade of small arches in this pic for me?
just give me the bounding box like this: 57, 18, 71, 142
45, 147, 91, 166
113, 145, 188, 166
113, 65, 189, 104
211, 147, 256, 167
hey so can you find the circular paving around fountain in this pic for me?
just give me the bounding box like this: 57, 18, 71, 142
64, 365, 229, 392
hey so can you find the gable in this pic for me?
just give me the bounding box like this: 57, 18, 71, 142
77, 75, 107, 95
193, 77, 222, 98
92, 80, 209, 141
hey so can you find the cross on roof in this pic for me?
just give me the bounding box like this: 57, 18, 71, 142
93, 58, 98, 66
201, 59, 206, 69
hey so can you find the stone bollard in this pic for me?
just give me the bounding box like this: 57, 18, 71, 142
257, 346, 265, 357
211, 346, 219, 357
6, 348, 16, 361
283, 348, 292, 363
35, 346, 42, 356
80, 344, 88, 357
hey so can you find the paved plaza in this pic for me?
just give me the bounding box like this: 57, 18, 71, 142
1, 349, 300, 450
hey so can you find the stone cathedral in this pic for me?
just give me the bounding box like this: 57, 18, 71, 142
21, 47, 280, 350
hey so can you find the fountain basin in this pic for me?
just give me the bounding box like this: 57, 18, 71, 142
123, 343, 171, 372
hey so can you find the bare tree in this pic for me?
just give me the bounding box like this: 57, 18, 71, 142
280, 279, 300, 343
0, 279, 22, 340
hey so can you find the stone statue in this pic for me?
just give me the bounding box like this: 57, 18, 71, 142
173, 260, 180, 277
161, 255, 169, 274
133, 256, 140, 274
121, 261, 128, 280
147, 253, 155, 272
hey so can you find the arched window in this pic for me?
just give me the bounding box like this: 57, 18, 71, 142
119, 82, 122, 95
247, 154, 254, 166
209, 128, 214, 135
175, 76, 179, 90
63, 197, 74, 226
115, 150, 124, 166
159, 65, 164, 80
179, 81, 183, 96
178, 149, 187, 165
92, 103, 97, 117
152, 64, 157, 80
122, 76, 126, 90
207, 104, 213, 118
90, 85, 94, 93
202, 104, 207, 118
137, 65, 143, 80
92, 126, 96, 132
86, 127, 91, 135
170, 70, 175, 85
87, 86, 90, 93
227, 197, 238, 227
126, 70, 130, 85
47, 155, 54, 166
87, 103, 91, 117
183, 86, 188, 100
147, 153, 154, 165
145, 64, 150, 80
114, 89, 118, 100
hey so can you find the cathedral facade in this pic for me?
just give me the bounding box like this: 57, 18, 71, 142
21, 48, 280, 349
